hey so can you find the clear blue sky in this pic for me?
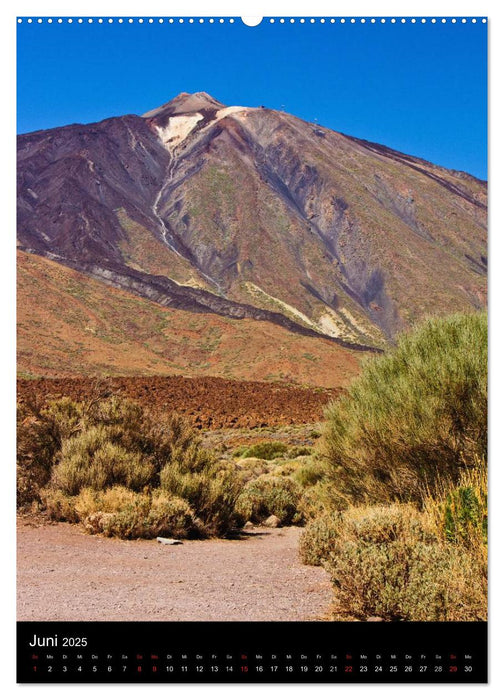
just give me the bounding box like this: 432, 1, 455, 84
17, 18, 487, 179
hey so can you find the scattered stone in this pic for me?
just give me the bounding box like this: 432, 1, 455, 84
243, 521, 255, 530
156, 537, 183, 545
366, 616, 384, 622
263, 515, 281, 528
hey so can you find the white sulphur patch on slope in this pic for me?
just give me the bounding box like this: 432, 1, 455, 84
155, 113, 204, 152
216, 106, 248, 120
155, 107, 249, 153
244, 282, 317, 329
317, 310, 347, 338
245, 282, 373, 341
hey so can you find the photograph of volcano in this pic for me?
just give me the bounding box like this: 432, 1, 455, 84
17, 17, 487, 625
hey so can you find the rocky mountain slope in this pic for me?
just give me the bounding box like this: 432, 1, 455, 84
17, 91, 487, 352
17, 249, 359, 386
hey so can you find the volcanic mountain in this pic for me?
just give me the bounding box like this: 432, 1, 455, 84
18, 91, 487, 363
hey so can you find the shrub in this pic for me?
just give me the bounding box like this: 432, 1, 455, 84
292, 460, 325, 488
21, 393, 240, 539
288, 446, 313, 458
322, 312, 487, 504
299, 512, 342, 566
297, 481, 350, 521
51, 426, 156, 495
160, 453, 242, 536
235, 475, 303, 525
87, 493, 198, 539
168, 441, 217, 476
299, 314, 488, 622
17, 396, 206, 503
148, 491, 201, 538
302, 504, 486, 621
232, 446, 248, 458
234, 457, 271, 482
326, 536, 486, 621
40, 486, 151, 525
423, 460, 488, 548
74, 485, 146, 520
237, 441, 289, 461
88, 400, 196, 473
40, 488, 81, 523
16, 397, 84, 506
300, 503, 434, 563
41, 486, 199, 539
88, 484, 140, 514
271, 460, 302, 477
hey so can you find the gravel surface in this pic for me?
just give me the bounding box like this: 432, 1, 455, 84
17, 519, 332, 621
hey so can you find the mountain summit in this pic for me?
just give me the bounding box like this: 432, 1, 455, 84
17, 93, 487, 352
142, 91, 226, 118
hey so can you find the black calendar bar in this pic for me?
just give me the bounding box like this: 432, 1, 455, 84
17, 621, 487, 683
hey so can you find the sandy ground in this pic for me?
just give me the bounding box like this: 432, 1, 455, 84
17, 518, 332, 622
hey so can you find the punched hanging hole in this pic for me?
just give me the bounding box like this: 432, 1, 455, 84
241, 17, 263, 27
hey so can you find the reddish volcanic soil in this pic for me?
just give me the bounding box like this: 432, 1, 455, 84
17, 376, 341, 429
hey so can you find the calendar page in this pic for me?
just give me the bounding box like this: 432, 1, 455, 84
16, 10, 488, 684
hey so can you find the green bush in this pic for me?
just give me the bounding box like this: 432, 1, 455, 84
77, 485, 146, 518
322, 312, 487, 504
292, 460, 325, 488
288, 446, 313, 458
298, 314, 488, 622
87, 493, 199, 539
160, 452, 242, 537
444, 487, 487, 545
18, 396, 204, 503
423, 460, 488, 548
87, 398, 196, 473
232, 446, 248, 458
297, 481, 350, 521
300, 504, 433, 568
235, 475, 303, 525
271, 459, 302, 477
326, 536, 486, 621
40, 488, 82, 523
51, 426, 156, 495
237, 441, 289, 461
147, 492, 201, 538
234, 457, 270, 482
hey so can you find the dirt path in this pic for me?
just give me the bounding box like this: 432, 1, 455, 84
17, 519, 332, 622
